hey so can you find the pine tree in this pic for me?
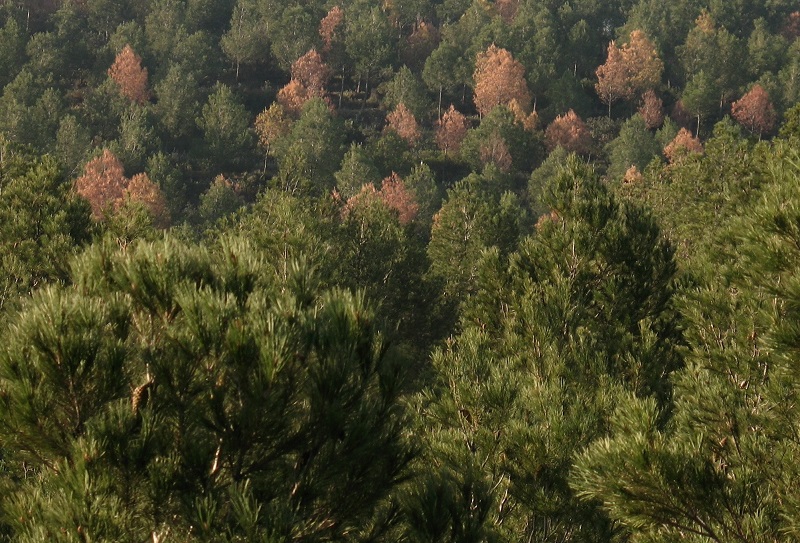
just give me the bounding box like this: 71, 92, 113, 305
0, 236, 415, 542
108, 44, 150, 105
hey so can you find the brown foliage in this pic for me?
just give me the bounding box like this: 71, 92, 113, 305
731, 85, 777, 136
670, 100, 693, 128
342, 173, 419, 225
75, 149, 169, 226
664, 128, 703, 163
292, 49, 331, 95
509, 99, 539, 131
781, 11, 800, 41
386, 103, 422, 145
435, 105, 470, 154
277, 79, 313, 116
319, 6, 344, 53
108, 45, 150, 104
380, 172, 419, 225
595, 30, 663, 111
255, 103, 291, 154
638, 89, 664, 129
545, 110, 592, 154
494, 0, 520, 23
75, 149, 128, 218
401, 21, 440, 71
623, 165, 643, 184
473, 44, 532, 117
479, 132, 513, 173
125, 173, 170, 227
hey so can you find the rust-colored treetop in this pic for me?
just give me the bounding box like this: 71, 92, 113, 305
319, 5, 344, 53
380, 172, 419, 225
638, 89, 664, 129
342, 172, 419, 225
254, 103, 291, 154
75, 149, 169, 226
277, 79, 313, 116
663, 128, 703, 163
473, 44, 532, 117
731, 85, 777, 137
386, 103, 421, 145
435, 105, 469, 155
596, 30, 663, 112
108, 44, 150, 104
479, 132, 513, 173
545, 109, 592, 154
292, 49, 331, 95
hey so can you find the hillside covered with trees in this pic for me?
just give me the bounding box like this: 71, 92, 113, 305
1, 0, 800, 541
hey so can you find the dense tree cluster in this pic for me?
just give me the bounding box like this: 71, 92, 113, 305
0, 0, 799, 541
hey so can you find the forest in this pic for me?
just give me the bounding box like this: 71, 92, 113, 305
0, 0, 800, 541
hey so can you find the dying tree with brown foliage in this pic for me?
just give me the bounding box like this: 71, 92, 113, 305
435, 105, 470, 155
596, 30, 663, 116
125, 173, 170, 227
292, 49, 331, 95
495, 0, 520, 23
663, 128, 703, 163
545, 110, 592, 154
781, 11, 800, 41
108, 45, 150, 105
75, 150, 169, 226
473, 44, 532, 117
638, 89, 664, 129
255, 103, 291, 157
319, 6, 344, 53
277, 79, 313, 116
479, 132, 513, 172
731, 84, 777, 137
380, 172, 418, 225
401, 21, 440, 72
509, 99, 539, 131
74, 149, 128, 218
386, 103, 421, 144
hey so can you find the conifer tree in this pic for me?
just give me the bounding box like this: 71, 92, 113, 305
0, 237, 414, 542
108, 44, 150, 105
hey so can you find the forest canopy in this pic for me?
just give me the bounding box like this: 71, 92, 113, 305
0, 0, 799, 541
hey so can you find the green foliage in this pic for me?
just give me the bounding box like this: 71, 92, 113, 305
197, 83, 255, 171
0, 150, 93, 321
605, 114, 661, 180
572, 143, 800, 543
413, 156, 680, 542
0, 236, 414, 541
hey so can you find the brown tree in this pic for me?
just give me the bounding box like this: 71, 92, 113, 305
545, 110, 592, 154
75, 150, 169, 226
380, 172, 418, 225
400, 21, 440, 72
473, 44, 532, 117
731, 84, 777, 137
495, 0, 520, 23
596, 30, 663, 116
75, 149, 128, 218
435, 105, 470, 155
319, 6, 344, 53
108, 45, 150, 105
663, 128, 703, 163
479, 132, 513, 172
277, 79, 313, 116
509, 98, 539, 131
638, 89, 664, 129
780, 11, 800, 41
292, 49, 331, 95
386, 103, 421, 145
255, 103, 291, 156
125, 173, 170, 227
